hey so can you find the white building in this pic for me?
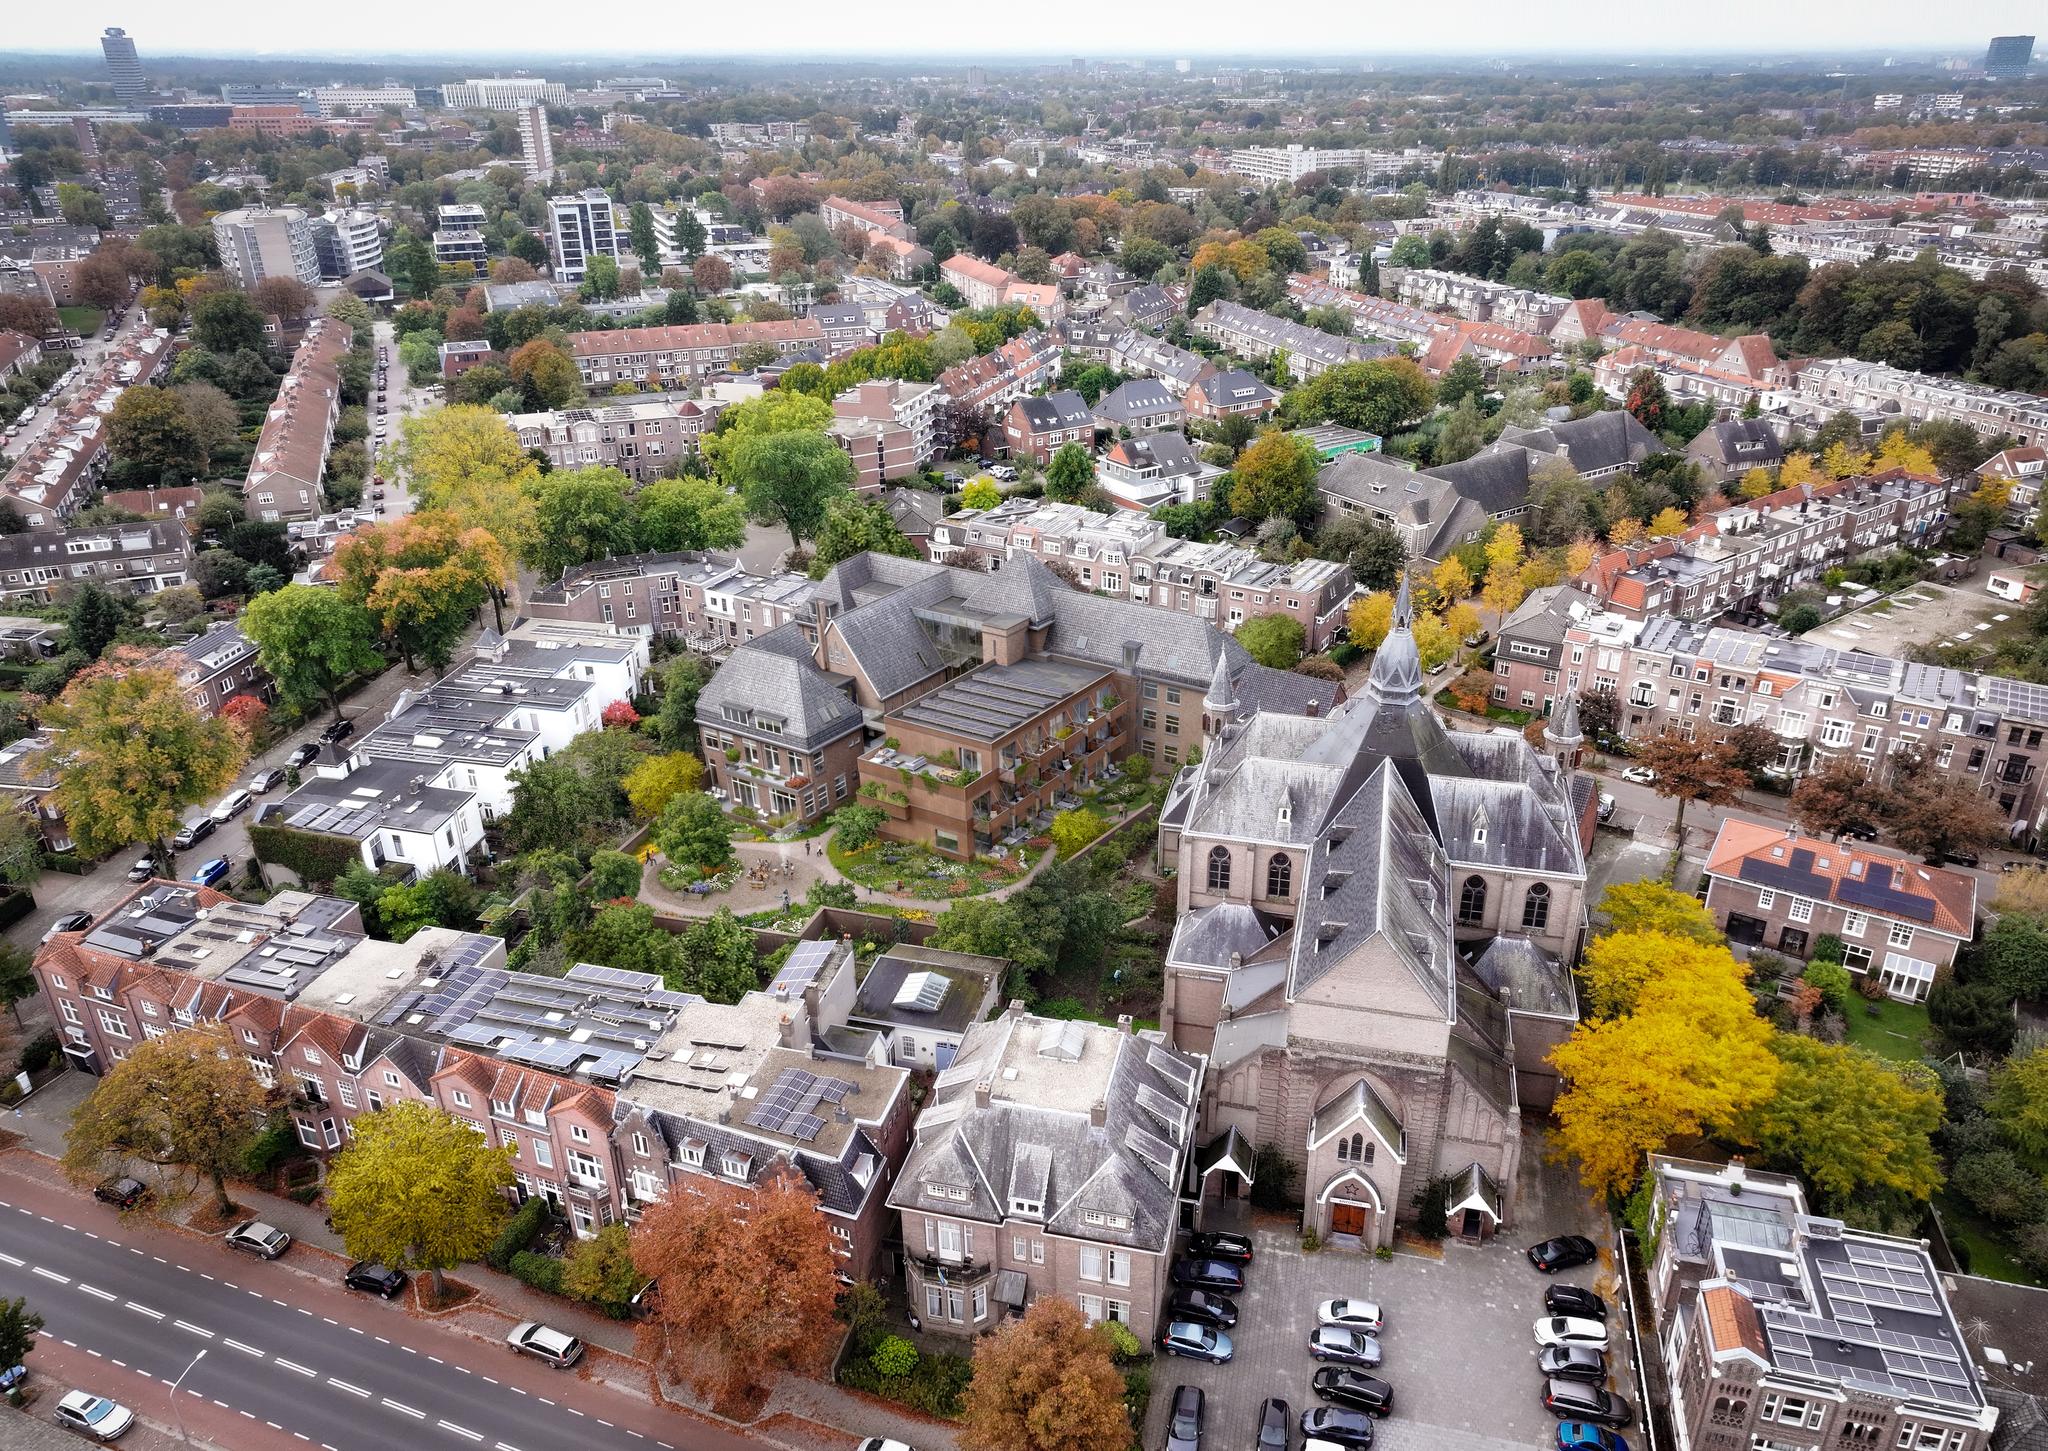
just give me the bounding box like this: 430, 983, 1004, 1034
548, 190, 622, 283
441, 78, 569, 111
311, 85, 418, 115
515, 105, 555, 177
211, 206, 321, 290
318, 209, 383, 277
1226, 144, 1432, 185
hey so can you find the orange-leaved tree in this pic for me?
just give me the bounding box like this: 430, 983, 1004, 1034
960, 1297, 1134, 1451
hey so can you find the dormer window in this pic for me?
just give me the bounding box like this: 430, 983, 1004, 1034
721, 1152, 752, 1179
491, 1099, 514, 1118
678, 1142, 706, 1168
1010, 1198, 1043, 1217
1472, 818, 1487, 846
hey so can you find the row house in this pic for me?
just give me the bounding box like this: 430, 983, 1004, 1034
1788, 357, 2048, 448
1599, 318, 1784, 387
245, 319, 352, 523
0, 520, 193, 602
939, 255, 1063, 320
1108, 332, 1215, 393
935, 330, 1061, 418
2, 322, 171, 525
1384, 267, 1572, 335
1092, 379, 1186, 436
523, 550, 817, 650
1593, 344, 1785, 415
1977, 446, 2046, 512
1190, 300, 1394, 381
1702, 822, 1976, 998
1003, 390, 1094, 465
509, 398, 719, 482
1285, 277, 1442, 349
858, 232, 934, 282
566, 320, 829, 389
810, 302, 874, 356
146, 621, 271, 718
819, 196, 912, 243
1417, 321, 1558, 381
931, 498, 1356, 652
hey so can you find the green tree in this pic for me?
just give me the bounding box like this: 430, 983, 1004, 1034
190, 291, 266, 354
242, 585, 383, 722
928, 897, 1053, 979
679, 908, 762, 1001
502, 757, 612, 854
1433, 396, 1489, 466
635, 477, 747, 553
326, 1101, 514, 1300
654, 654, 710, 752
1235, 612, 1306, 669
1044, 443, 1097, 504
731, 431, 856, 550
960, 478, 1001, 511
580, 254, 623, 302
0, 1296, 45, 1377
109, 386, 205, 481
1228, 432, 1319, 523
64, 583, 129, 662
628, 203, 661, 274
528, 466, 640, 579
624, 751, 704, 822
63, 1026, 269, 1217
702, 390, 833, 476
1281, 357, 1436, 436
1050, 807, 1108, 860
589, 849, 646, 902
1988, 1044, 2048, 1157
1740, 1035, 1944, 1208
1980, 913, 2048, 1002
807, 496, 920, 578
1436, 354, 1487, 408
1388, 235, 1433, 269
654, 791, 735, 870
831, 803, 887, 851
563, 1223, 642, 1308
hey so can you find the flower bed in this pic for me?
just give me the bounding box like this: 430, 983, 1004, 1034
829, 836, 1038, 899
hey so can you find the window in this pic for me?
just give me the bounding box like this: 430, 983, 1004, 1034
1521, 882, 1550, 931
451, 1090, 472, 1109
1458, 875, 1487, 926
1888, 921, 1915, 948
533, 1141, 553, 1169
632, 1133, 649, 1158
570, 1124, 590, 1143
1080, 1293, 1105, 1324
1079, 1245, 1103, 1282
1266, 855, 1292, 898
1757, 889, 1777, 911
1788, 897, 1813, 924
98, 1009, 129, 1040
1206, 846, 1231, 892
1106, 1249, 1130, 1287
1335, 1132, 1371, 1164
1842, 912, 1867, 938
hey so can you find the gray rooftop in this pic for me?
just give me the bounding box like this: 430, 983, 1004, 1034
851, 944, 1007, 1036
890, 657, 1112, 744
264, 757, 475, 841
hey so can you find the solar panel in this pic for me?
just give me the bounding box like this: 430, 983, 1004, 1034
1125, 1124, 1177, 1183
1147, 1044, 1197, 1091
1739, 851, 1831, 901
564, 963, 664, 992
1834, 865, 1939, 924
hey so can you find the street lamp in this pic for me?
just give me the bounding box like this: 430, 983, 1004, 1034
170, 1347, 206, 1445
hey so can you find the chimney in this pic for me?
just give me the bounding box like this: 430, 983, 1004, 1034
1006, 998, 1026, 1019
1725, 1156, 1746, 1189
1120, 640, 1142, 678
1090, 1099, 1108, 1127
1116, 1014, 1133, 1035
974, 1079, 992, 1108
779, 1011, 803, 1048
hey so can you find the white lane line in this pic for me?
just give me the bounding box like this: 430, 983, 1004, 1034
505, 1385, 526, 1396
85, 1348, 101, 1358
110, 1359, 124, 1368
126, 1303, 163, 1320
223, 1338, 262, 1356
267, 1422, 283, 1431
271, 1298, 288, 1307
0, 1252, 21, 1267
172, 1320, 214, 1339
30, 1267, 68, 1284
496, 1443, 523, 1451
381, 1397, 425, 1419
59, 1339, 74, 1347
597, 1418, 614, 1427
427, 1354, 442, 1364
199, 1273, 213, 1281
83, 1232, 98, 1240
479, 1375, 497, 1385
152, 1256, 167, 1264
565, 1407, 585, 1418
327, 1378, 370, 1398
274, 1357, 315, 1377
77, 1284, 116, 1302
536, 1396, 553, 1406
438, 1421, 484, 1443
211, 1398, 231, 1409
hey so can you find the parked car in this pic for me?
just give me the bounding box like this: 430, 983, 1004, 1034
53, 1391, 134, 1442
1167, 1258, 1244, 1293
1542, 1380, 1633, 1428
1308, 1326, 1382, 1368
1544, 1285, 1608, 1321
320, 717, 355, 745
1527, 1235, 1598, 1273
1164, 1289, 1238, 1328
1463, 628, 1491, 648
1255, 1397, 1291, 1451
343, 1262, 408, 1298
1838, 822, 1879, 842
989, 464, 1018, 481
1184, 1230, 1253, 1264
1555, 1422, 1630, 1451
855, 1441, 915, 1451
224, 1221, 291, 1259
1597, 793, 1617, 823
1315, 1298, 1384, 1334
210, 788, 253, 823
1299, 1407, 1374, 1449
126, 855, 159, 882
1539, 1346, 1608, 1384
0, 1362, 25, 1394
41, 911, 93, 943
92, 1177, 147, 1209
506, 1322, 584, 1368
1534, 1317, 1609, 1350
285, 741, 321, 770
1165, 1385, 1205, 1451
1312, 1368, 1393, 1418
172, 815, 216, 850
1941, 848, 1981, 868
1155, 1321, 1232, 1364
191, 857, 231, 888
248, 768, 286, 794
1619, 765, 1657, 785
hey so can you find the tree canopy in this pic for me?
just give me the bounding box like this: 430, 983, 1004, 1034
325, 1100, 513, 1298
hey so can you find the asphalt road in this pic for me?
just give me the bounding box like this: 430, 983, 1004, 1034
368, 319, 424, 520
0, 1175, 729, 1451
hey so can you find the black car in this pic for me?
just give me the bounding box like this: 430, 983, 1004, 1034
1312, 1368, 1394, 1418
1941, 849, 1981, 868
1164, 1288, 1238, 1328
1167, 1258, 1244, 1294
1543, 1380, 1633, 1428
1255, 1397, 1291, 1451
1166, 1385, 1204, 1451
92, 1177, 148, 1209
1300, 1407, 1375, 1449
320, 717, 355, 745
172, 816, 216, 850
343, 1262, 408, 1298
1185, 1230, 1253, 1264
40, 911, 94, 943
1539, 1346, 1608, 1385
1528, 1235, 1599, 1273
1544, 1285, 1608, 1321
285, 741, 321, 770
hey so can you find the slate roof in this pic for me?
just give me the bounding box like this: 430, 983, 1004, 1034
1166, 902, 1284, 972
1192, 370, 1280, 410
1011, 389, 1093, 433
1466, 935, 1575, 1018
1689, 418, 1784, 470
1497, 410, 1668, 475
1093, 378, 1185, 424
1424, 446, 1537, 518
696, 622, 865, 747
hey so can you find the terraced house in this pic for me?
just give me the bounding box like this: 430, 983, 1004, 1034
245, 319, 351, 523
565, 320, 827, 388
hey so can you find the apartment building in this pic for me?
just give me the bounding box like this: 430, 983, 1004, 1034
1643, 1156, 1995, 1451
707, 121, 810, 148
831, 377, 938, 474
245, 319, 352, 523
433, 203, 490, 272
1225, 144, 1429, 185
1191, 300, 1392, 381
147, 621, 270, 718
566, 319, 828, 387
515, 104, 555, 176
698, 627, 866, 823
509, 397, 715, 481
889, 1006, 1205, 1338
1703, 822, 1976, 998
1385, 267, 1572, 336
1493, 603, 2048, 834
311, 85, 419, 114
441, 78, 569, 110
548, 190, 623, 284
819, 195, 912, 243
211, 206, 321, 290
228, 106, 321, 138
311, 210, 382, 279
0, 520, 192, 602
1789, 358, 2048, 448
1003, 390, 1095, 465
522, 550, 817, 649
940, 256, 1061, 320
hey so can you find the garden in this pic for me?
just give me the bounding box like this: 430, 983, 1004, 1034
827, 833, 1042, 900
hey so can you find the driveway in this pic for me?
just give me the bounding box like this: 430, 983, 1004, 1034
1145, 1133, 1630, 1451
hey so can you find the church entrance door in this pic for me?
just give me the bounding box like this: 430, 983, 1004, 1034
1330, 1202, 1368, 1238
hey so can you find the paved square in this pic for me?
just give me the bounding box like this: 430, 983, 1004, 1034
1145, 1140, 1633, 1451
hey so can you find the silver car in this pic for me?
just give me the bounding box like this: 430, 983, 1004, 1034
507, 1321, 584, 1367
54, 1390, 135, 1441
1308, 1324, 1383, 1367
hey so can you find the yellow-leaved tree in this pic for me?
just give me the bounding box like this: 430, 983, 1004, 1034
1779, 451, 1816, 486
1647, 506, 1690, 538
1738, 467, 1777, 500
1430, 555, 1474, 603
1606, 516, 1647, 549
1596, 880, 1724, 945
394, 405, 542, 567
1874, 428, 1936, 477
1347, 591, 1394, 650
1821, 440, 1870, 479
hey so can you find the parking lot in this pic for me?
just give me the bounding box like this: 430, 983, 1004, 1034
1145, 1140, 1634, 1451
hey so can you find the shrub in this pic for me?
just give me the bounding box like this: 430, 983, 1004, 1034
870, 1335, 919, 1378
508, 1250, 565, 1295
238, 1120, 297, 1178
487, 1196, 551, 1270
250, 824, 360, 886
1857, 971, 1889, 1000
832, 803, 887, 851
1803, 959, 1853, 1014
1099, 1319, 1143, 1364
16, 1031, 59, 1076
588, 850, 642, 902
1950, 1149, 2048, 1227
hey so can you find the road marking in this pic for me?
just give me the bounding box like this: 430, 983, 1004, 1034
125, 1303, 163, 1320
328, 1378, 370, 1397
224, 1338, 262, 1356
496, 1443, 524, 1451
152, 1256, 167, 1264
374, 1336, 389, 1345
31, 1267, 68, 1284
479, 1375, 497, 1385
565, 1407, 585, 1417
59, 1339, 74, 1347
271, 1297, 288, 1307
0, 1252, 22, 1267
536, 1396, 553, 1406
438, 1421, 484, 1442
428, 1353, 442, 1363
274, 1357, 315, 1377
381, 1397, 425, 1419
597, 1418, 614, 1427
505, 1385, 526, 1395
212, 1398, 231, 1408
84, 1231, 98, 1240
77, 1283, 116, 1301
199, 1273, 214, 1281
85, 1348, 101, 1358
110, 1359, 124, 1368
172, 1320, 214, 1339
267, 1422, 283, 1430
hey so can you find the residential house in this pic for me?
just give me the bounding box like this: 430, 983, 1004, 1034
1316, 452, 1489, 562
1003, 390, 1095, 465
1191, 300, 1393, 381
510, 397, 715, 483
1687, 418, 1786, 483
148, 621, 270, 718
245, 319, 351, 522
1978, 446, 2047, 511
820, 196, 912, 243
522, 551, 817, 650
100, 486, 204, 525
1184, 370, 1279, 424
566, 321, 829, 389
1096, 434, 1220, 512
0, 733, 69, 850
697, 624, 866, 823
1092, 379, 1185, 436
439, 339, 499, 381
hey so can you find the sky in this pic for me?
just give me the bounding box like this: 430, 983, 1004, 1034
7, 3, 2043, 61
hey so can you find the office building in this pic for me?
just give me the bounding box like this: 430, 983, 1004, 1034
547, 189, 621, 284
515, 104, 554, 176
1985, 35, 2035, 78
99, 28, 147, 105
211, 206, 321, 290
441, 78, 569, 110
310, 85, 419, 115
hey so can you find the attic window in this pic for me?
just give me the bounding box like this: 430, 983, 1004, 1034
1082, 1210, 1132, 1230
1472, 816, 1488, 846
1010, 1198, 1043, 1217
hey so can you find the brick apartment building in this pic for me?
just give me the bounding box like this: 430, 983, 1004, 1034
1002, 390, 1094, 465
523, 551, 817, 650
509, 397, 719, 482
0, 520, 193, 602
830, 378, 939, 488
819, 195, 912, 242
566, 320, 828, 388
245, 319, 351, 522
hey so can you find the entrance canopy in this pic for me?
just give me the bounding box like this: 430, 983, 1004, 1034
1196, 1125, 1257, 1183
1447, 1160, 1504, 1225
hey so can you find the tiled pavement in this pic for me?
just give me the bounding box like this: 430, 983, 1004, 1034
1145, 1126, 1630, 1451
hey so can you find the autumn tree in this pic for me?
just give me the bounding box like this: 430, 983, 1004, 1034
563, 1223, 642, 1309
243, 585, 384, 719
109, 386, 206, 481
1429, 555, 1473, 604
1738, 467, 1777, 500
1789, 755, 1892, 839
1630, 732, 1751, 847
507, 338, 584, 410
1578, 929, 1746, 1022
1346, 591, 1394, 650
1596, 880, 1723, 945
624, 752, 704, 821
632, 1175, 840, 1408
960, 1297, 1132, 1451
333, 510, 510, 668
731, 430, 856, 550
1481, 521, 1527, 623
326, 1101, 513, 1301
34, 660, 246, 867
251, 276, 316, 323
1886, 753, 2007, 863
691, 254, 733, 294
528, 466, 641, 579
63, 1026, 270, 1217
1989, 1043, 2048, 1157
1228, 432, 1319, 523
395, 406, 543, 568
1739, 1036, 1944, 1211
1623, 368, 1668, 432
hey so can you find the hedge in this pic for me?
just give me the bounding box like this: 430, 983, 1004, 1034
487, 1196, 551, 1270
0, 888, 32, 933
508, 1251, 564, 1295
250, 824, 360, 886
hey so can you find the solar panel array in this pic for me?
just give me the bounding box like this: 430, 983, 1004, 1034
1834, 862, 1939, 924
743, 1067, 853, 1143
1738, 849, 1831, 901
769, 940, 834, 997
1760, 1289, 1976, 1407
1980, 675, 2048, 721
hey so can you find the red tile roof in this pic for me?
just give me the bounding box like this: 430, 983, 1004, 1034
1706, 820, 1977, 939
1701, 1283, 1769, 1360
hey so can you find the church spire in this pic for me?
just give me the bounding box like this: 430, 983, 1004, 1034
1365, 571, 1423, 707
1544, 691, 1585, 771
1203, 649, 1240, 741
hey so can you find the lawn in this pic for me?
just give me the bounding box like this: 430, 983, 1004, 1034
1935, 1193, 2042, 1287
1843, 995, 1931, 1063
57, 306, 104, 338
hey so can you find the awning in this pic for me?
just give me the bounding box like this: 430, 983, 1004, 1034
1447, 1161, 1504, 1224
994, 1270, 1028, 1308
1196, 1125, 1257, 1184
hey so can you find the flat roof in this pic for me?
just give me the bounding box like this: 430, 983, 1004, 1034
851, 944, 1006, 1036
889, 657, 1111, 744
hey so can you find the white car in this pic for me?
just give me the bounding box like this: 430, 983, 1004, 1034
1316, 1298, 1384, 1333
1619, 765, 1657, 785
1534, 1316, 1610, 1349
53, 1390, 135, 1441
